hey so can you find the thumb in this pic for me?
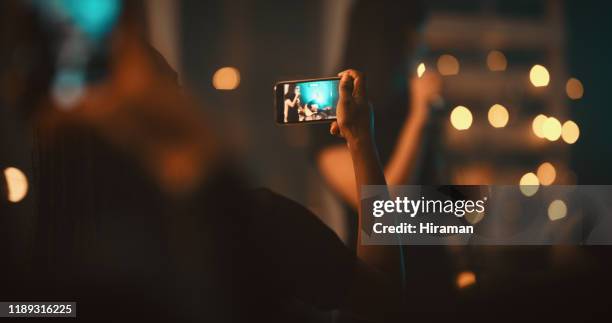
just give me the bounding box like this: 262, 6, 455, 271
330, 121, 341, 137
339, 69, 366, 103
338, 72, 354, 105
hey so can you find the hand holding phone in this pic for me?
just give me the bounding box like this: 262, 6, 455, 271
330, 70, 373, 142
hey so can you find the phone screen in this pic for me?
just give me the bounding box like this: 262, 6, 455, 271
275, 77, 340, 124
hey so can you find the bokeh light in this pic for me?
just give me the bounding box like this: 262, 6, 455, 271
529, 64, 550, 87
487, 104, 509, 128
437, 54, 460, 76
34, 0, 122, 41
532, 114, 547, 138
212, 67, 241, 90
450, 106, 473, 130
542, 117, 562, 141
465, 211, 485, 225
519, 172, 539, 197
537, 162, 556, 186
486, 50, 507, 71
456, 271, 476, 289
417, 63, 426, 78
565, 78, 584, 100
52, 68, 86, 109
561, 120, 580, 144
548, 200, 567, 221
4, 167, 28, 203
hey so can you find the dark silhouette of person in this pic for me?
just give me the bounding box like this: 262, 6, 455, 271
0, 1, 405, 322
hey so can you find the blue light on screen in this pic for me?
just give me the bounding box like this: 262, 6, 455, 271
297, 80, 339, 108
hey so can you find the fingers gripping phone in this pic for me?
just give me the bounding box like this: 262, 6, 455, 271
274, 77, 340, 124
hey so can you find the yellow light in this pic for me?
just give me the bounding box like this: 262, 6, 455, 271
519, 172, 539, 197
561, 120, 580, 144
542, 117, 562, 141
537, 162, 556, 186
212, 67, 240, 90
456, 271, 476, 289
4, 167, 28, 203
450, 106, 473, 130
548, 200, 567, 221
529, 64, 550, 87
486, 50, 507, 71
417, 63, 426, 78
532, 114, 547, 138
487, 104, 509, 128
437, 54, 460, 76
565, 78, 584, 100
465, 211, 485, 225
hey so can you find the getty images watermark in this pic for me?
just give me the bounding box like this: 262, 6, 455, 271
360, 185, 612, 245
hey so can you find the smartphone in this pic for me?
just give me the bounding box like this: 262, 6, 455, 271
274, 77, 340, 124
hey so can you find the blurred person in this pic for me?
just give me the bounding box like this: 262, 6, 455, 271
284, 83, 301, 123
312, 0, 442, 245
310, 0, 612, 319
312, 2, 612, 319
304, 100, 322, 121
310, 0, 456, 315
314, 0, 441, 214
0, 1, 408, 322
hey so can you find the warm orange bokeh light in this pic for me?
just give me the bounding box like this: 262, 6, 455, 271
548, 200, 567, 221
4, 167, 28, 203
456, 271, 476, 289
529, 64, 550, 87
437, 54, 460, 76
487, 50, 507, 72
537, 162, 556, 186
542, 117, 562, 141
488, 104, 509, 128
212, 67, 241, 90
417, 63, 426, 78
561, 120, 580, 144
565, 78, 584, 100
450, 106, 473, 130
519, 172, 539, 197
532, 114, 547, 138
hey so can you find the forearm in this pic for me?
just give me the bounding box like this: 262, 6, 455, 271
347, 135, 386, 209
332, 69, 407, 320
283, 105, 288, 122
346, 135, 402, 275
384, 99, 428, 185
